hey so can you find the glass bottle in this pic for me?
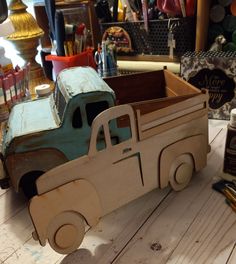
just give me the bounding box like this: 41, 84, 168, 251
223, 108, 236, 176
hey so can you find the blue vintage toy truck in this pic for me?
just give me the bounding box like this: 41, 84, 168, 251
0, 67, 205, 198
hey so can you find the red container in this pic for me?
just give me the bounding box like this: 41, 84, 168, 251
46, 50, 97, 76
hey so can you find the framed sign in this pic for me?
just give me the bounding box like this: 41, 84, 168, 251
181, 51, 236, 120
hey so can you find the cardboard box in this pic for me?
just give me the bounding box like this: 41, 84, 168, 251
180, 51, 236, 120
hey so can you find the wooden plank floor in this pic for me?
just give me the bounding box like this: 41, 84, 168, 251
0, 119, 235, 264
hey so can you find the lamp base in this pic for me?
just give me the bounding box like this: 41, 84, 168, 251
8, 37, 54, 98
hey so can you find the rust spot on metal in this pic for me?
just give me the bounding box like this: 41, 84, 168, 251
150, 242, 162, 251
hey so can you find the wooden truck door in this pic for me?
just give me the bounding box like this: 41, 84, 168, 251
88, 105, 144, 211
107, 113, 144, 185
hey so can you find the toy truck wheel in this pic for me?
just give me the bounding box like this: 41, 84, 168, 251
47, 211, 85, 254
169, 154, 194, 191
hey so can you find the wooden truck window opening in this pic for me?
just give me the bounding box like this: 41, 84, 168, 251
109, 114, 132, 145
72, 107, 83, 128
86, 101, 109, 126
95, 118, 131, 151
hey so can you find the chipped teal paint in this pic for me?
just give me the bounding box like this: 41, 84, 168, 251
4, 96, 59, 145
57, 67, 115, 100
1, 67, 129, 161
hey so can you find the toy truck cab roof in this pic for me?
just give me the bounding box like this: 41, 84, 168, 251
56, 67, 114, 100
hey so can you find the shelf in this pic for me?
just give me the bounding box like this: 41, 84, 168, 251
117, 55, 180, 63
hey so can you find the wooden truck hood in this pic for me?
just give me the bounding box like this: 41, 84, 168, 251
36, 155, 90, 195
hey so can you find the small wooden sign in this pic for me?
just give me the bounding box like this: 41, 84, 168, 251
102, 26, 133, 54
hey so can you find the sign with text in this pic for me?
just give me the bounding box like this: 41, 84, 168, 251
189, 68, 235, 109
181, 51, 236, 120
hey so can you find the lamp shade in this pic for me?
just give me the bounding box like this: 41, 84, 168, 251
0, 18, 15, 37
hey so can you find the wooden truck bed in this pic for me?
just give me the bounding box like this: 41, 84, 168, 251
134, 91, 208, 140
108, 69, 208, 140
104, 69, 201, 105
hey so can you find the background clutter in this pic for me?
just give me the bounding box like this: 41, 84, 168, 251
208, 0, 236, 51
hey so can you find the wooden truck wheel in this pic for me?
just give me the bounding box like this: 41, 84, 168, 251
169, 154, 194, 191
48, 211, 85, 254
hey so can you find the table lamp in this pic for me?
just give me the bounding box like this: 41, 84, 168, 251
5, 0, 53, 98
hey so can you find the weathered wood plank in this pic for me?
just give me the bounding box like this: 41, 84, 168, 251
208, 119, 228, 143
2, 183, 170, 264
0, 120, 233, 264
0, 207, 32, 262
0, 187, 61, 263
109, 128, 230, 264
58, 123, 227, 264
0, 189, 26, 226
166, 192, 236, 264
50, 188, 170, 264
0, 208, 62, 264
3, 239, 61, 264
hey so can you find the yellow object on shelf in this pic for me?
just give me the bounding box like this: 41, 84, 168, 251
117, 0, 125, 22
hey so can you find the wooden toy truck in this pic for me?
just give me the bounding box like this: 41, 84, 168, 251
0, 67, 206, 198
26, 67, 209, 254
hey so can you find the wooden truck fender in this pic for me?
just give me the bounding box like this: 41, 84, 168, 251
159, 134, 208, 191
5, 148, 68, 191
29, 179, 102, 252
